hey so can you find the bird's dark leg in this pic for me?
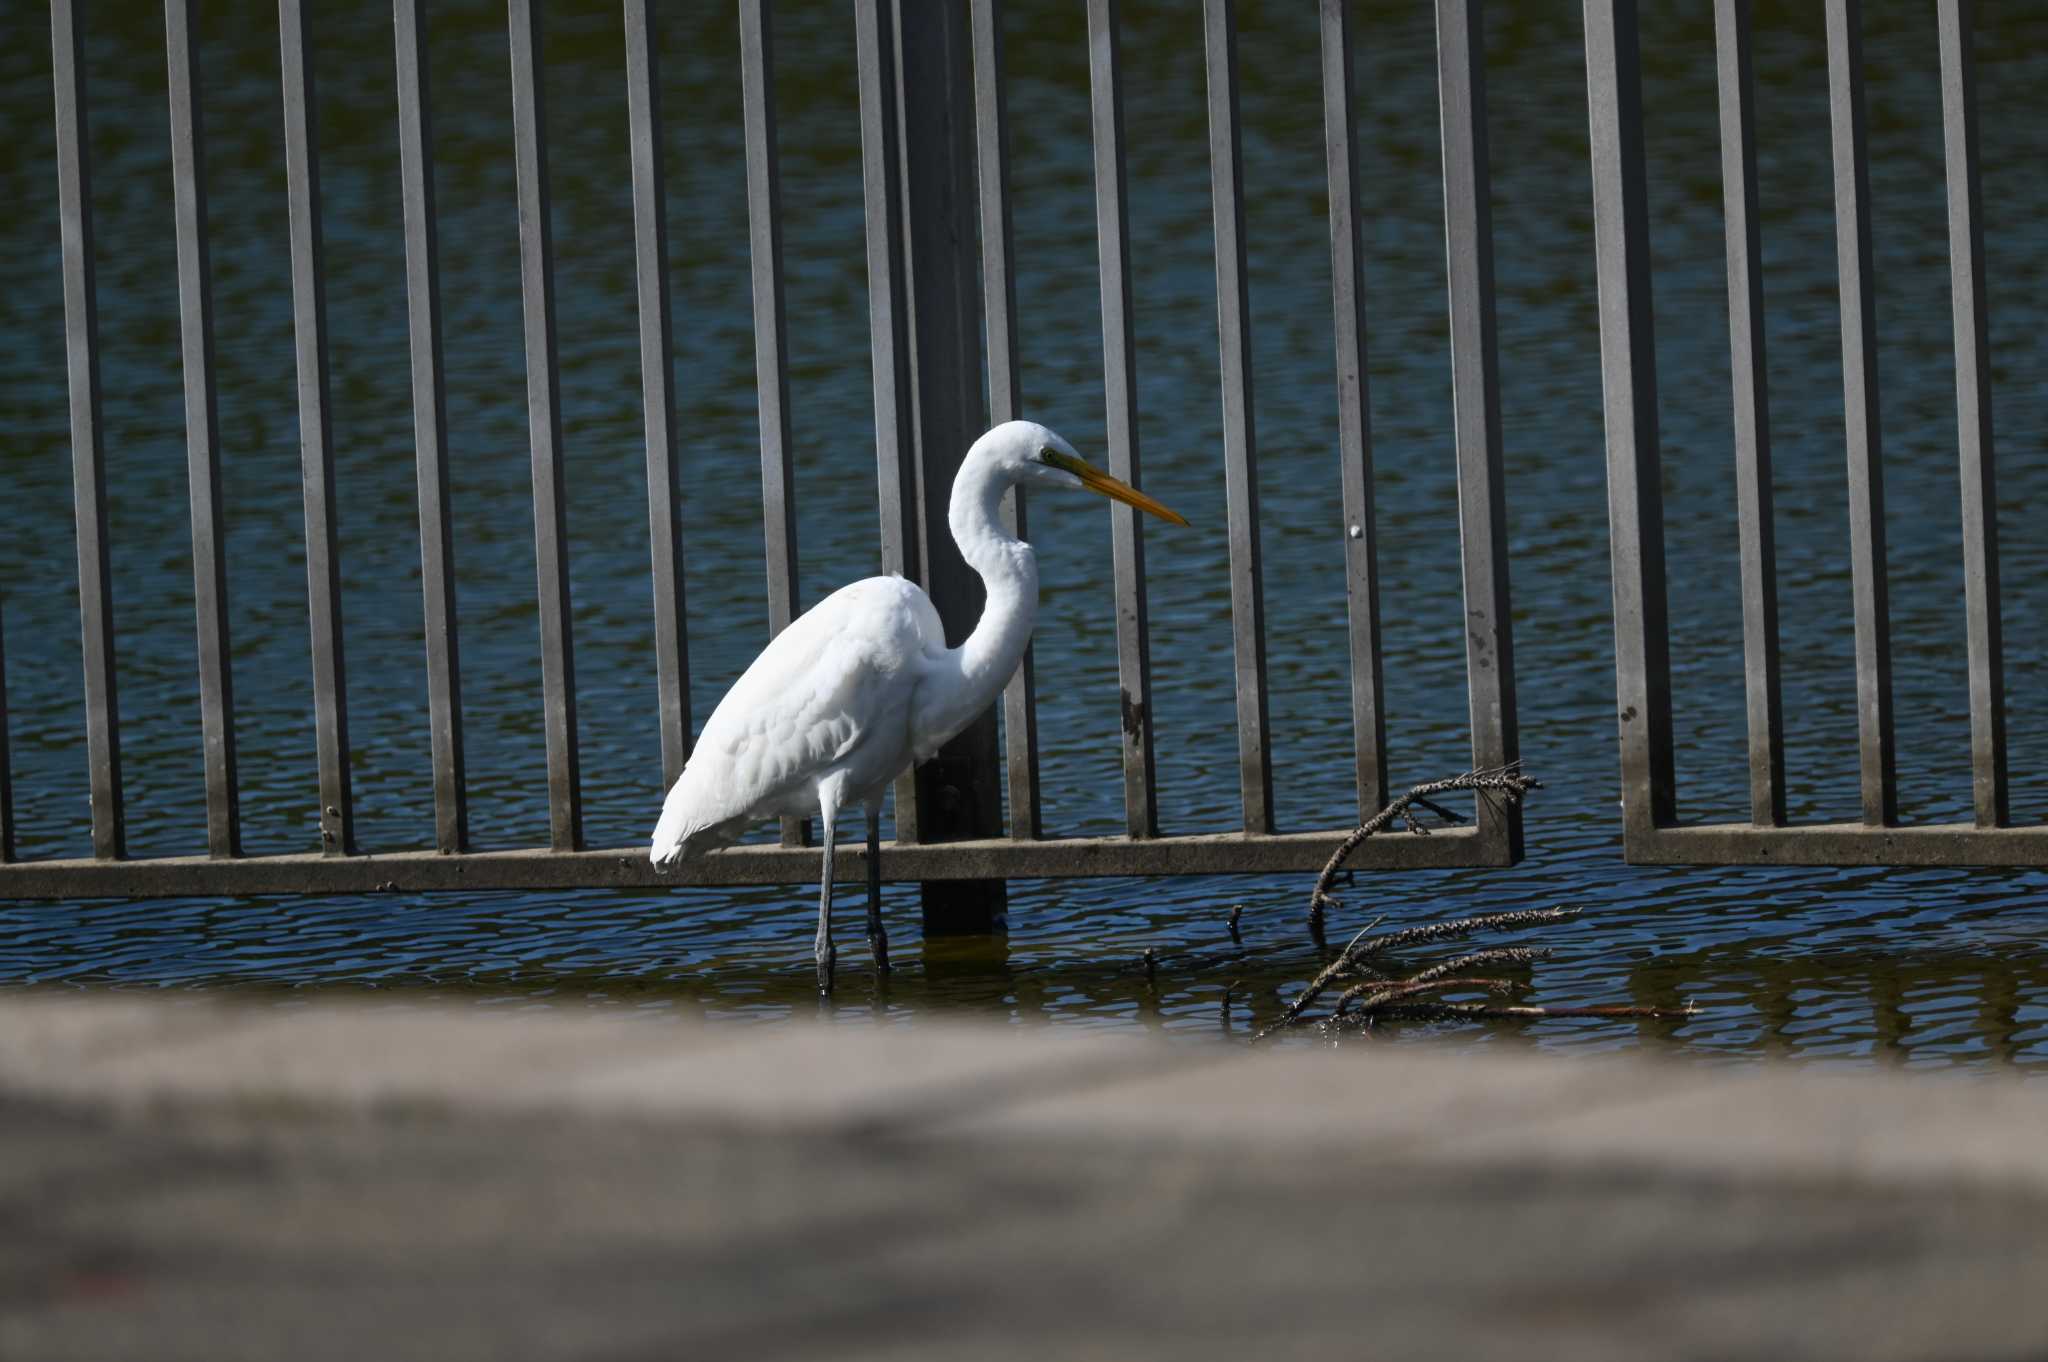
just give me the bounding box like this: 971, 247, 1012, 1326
814, 813, 837, 995
865, 807, 889, 974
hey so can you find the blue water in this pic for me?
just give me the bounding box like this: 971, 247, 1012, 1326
2, 0, 2045, 1064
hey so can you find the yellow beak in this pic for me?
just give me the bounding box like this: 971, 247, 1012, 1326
1058, 455, 1190, 527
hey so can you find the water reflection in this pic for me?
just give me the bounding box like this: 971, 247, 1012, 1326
7, 880, 2046, 1068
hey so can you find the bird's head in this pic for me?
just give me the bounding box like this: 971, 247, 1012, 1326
978, 420, 1189, 527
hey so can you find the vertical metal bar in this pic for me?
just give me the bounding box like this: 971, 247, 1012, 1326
1584, 0, 1673, 846
508, 0, 582, 851
1713, 0, 1785, 828
395, 0, 467, 853
1436, 0, 1519, 858
1824, 0, 1896, 827
53, 0, 125, 861
278, 0, 354, 852
853, 0, 918, 843
625, 0, 692, 795
855, 0, 914, 586
1938, 0, 2007, 829
167, 0, 241, 858
1085, 0, 1158, 839
740, 0, 806, 848
1320, 0, 1387, 826
279, 0, 353, 855
1202, 0, 1273, 837
971, 0, 1040, 840
0, 603, 12, 863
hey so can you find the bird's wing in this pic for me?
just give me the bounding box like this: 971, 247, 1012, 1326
652, 577, 942, 862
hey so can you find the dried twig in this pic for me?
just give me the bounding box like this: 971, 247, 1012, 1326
1382, 945, 1549, 986
1337, 947, 1550, 1016
1251, 918, 1381, 1042
1305, 947, 1554, 1028
1253, 765, 1700, 1042
1347, 906, 1580, 959
1329, 975, 1523, 1021
1308, 764, 1541, 929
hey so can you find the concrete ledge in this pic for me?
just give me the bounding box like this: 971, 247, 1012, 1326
3, 992, 2046, 1361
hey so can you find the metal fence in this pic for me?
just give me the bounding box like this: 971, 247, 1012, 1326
1, 0, 1524, 901
1590, 0, 2044, 867
16, 0, 2032, 905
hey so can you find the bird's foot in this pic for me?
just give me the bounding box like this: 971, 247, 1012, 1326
815, 941, 837, 995
868, 926, 891, 976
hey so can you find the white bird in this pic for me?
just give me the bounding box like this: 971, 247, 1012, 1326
650, 420, 1186, 989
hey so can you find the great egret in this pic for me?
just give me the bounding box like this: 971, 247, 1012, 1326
650, 420, 1187, 989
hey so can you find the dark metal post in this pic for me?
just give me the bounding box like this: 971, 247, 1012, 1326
889, 0, 1005, 934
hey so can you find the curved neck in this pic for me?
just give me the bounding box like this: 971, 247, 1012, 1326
914, 456, 1036, 752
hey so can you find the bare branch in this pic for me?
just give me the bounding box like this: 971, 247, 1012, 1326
1328, 975, 1524, 1022
1394, 945, 1549, 984
1258, 764, 1697, 1042
1351, 907, 1580, 959
1308, 764, 1540, 926
1342, 947, 1550, 1014
1250, 918, 1381, 1042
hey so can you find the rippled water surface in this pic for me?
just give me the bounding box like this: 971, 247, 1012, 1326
2, 1, 2046, 1065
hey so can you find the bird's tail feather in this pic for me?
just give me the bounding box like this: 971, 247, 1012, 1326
650, 795, 748, 870
650, 806, 698, 869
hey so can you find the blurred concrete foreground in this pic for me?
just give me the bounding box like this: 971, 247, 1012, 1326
3, 994, 2047, 1361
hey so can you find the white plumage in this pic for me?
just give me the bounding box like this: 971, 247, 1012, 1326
650, 575, 940, 859
649, 420, 1186, 989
